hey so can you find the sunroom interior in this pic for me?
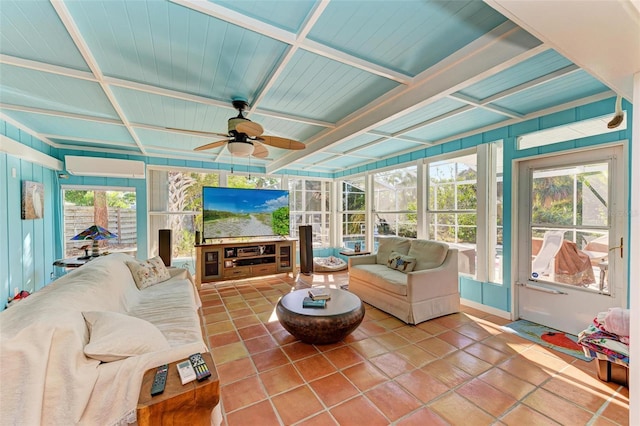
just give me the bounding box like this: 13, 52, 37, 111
0, 0, 638, 420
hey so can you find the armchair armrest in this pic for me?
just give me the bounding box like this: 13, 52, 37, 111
406, 249, 458, 301
348, 254, 377, 268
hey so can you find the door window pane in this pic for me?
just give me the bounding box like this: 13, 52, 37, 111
530, 162, 610, 292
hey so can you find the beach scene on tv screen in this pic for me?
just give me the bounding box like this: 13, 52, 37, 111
203, 188, 289, 238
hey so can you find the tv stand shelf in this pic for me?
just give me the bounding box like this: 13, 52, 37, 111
195, 237, 296, 285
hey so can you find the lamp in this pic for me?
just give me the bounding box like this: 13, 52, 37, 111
71, 225, 118, 259
227, 141, 254, 157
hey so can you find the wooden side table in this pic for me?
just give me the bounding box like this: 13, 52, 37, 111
137, 352, 219, 426
339, 250, 371, 256
53, 256, 93, 268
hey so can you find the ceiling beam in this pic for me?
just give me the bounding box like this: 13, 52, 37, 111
267, 22, 543, 172
169, 0, 295, 45
366, 131, 433, 145
173, 0, 411, 84
340, 90, 615, 174
50, 0, 148, 155
0, 112, 57, 148
0, 103, 123, 125
0, 54, 335, 129
448, 93, 523, 118
0, 54, 96, 82
485, 0, 640, 101
249, 1, 331, 115
42, 135, 139, 149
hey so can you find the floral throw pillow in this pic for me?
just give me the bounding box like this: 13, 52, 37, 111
126, 256, 171, 289
387, 251, 417, 273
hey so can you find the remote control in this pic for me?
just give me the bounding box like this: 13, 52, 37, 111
188, 353, 211, 381
177, 359, 197, 385
150, 364, 168, 396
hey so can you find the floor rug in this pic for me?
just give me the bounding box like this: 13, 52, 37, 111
503, 319, 591, 361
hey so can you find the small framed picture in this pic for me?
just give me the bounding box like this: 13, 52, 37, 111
354, 242, 361, 252
21, 180, 44, 220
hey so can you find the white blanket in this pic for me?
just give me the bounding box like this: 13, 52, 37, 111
0, 254, 207, 425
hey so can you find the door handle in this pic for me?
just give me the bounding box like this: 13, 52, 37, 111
517, 282, 567, 295
609, 237, 623, 258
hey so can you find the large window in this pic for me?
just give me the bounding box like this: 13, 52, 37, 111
62, 187, 137, 258
227, 174, 280, 189
427, 153, 478, 277
372, 165, 418, 245
148, 169, 219, 265
339, 177, 366, 251
491, 142, 504, 283
148, 171, 288, 267
289, 178, 331, 247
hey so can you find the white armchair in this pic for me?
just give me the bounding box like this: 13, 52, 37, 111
348, 237, 459, 324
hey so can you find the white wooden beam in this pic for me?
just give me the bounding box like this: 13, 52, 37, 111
267, 22, 543, 172
0, 134, 63, 170
51, 0, 147, 155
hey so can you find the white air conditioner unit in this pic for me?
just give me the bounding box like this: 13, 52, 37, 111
65, 156, 146, 179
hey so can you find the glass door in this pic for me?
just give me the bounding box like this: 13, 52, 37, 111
278, 243, 292, 272
516, 146, 626, 334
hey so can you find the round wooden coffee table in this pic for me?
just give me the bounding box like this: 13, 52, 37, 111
276, 288, 365, 344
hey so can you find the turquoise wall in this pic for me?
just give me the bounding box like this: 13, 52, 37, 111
0, 97, 633, 313
1, 122, 59, 309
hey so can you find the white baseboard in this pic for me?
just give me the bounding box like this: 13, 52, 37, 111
461, 298, 512, 320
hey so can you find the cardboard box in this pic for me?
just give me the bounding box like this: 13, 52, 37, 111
596, 359, 629, 387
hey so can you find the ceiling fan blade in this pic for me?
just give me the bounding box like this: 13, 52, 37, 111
194, 139, 228, 151
236, 121, 264, 137
165, 127, 229, 138
252, 142, 269, 158
256, 136, 305, 150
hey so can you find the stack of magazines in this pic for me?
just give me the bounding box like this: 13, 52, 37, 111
303, 288, 331, 308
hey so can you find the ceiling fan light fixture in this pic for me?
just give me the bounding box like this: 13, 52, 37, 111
228, 141, 254, 157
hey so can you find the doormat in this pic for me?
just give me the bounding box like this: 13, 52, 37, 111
503, 319, 591, 362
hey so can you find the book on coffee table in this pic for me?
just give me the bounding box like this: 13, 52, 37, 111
302, 296, 326, 308
308, 288, 331, 300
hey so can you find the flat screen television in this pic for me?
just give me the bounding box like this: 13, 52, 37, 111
202, 187, 290, 240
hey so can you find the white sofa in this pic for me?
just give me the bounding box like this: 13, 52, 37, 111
348, 237, 459, 324
0, 253, 210, 425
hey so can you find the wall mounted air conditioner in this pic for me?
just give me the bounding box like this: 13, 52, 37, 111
65, 156, 146, 179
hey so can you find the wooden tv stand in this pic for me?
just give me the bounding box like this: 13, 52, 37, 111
195, 237, 296, 285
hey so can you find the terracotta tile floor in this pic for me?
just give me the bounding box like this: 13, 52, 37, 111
199, 272, 629, 425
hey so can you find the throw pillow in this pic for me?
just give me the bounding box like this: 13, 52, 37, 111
82, 311, 170, 362
126, 256, 171, 289
387, 251, 417, 273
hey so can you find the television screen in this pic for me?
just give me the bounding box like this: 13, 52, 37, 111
202, 187, 290, 240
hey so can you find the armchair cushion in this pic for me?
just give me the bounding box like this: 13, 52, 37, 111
376, 237, 411, 265
387, 251, 416, 273
408, 239, 449, 270
350, 264, 408, 295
